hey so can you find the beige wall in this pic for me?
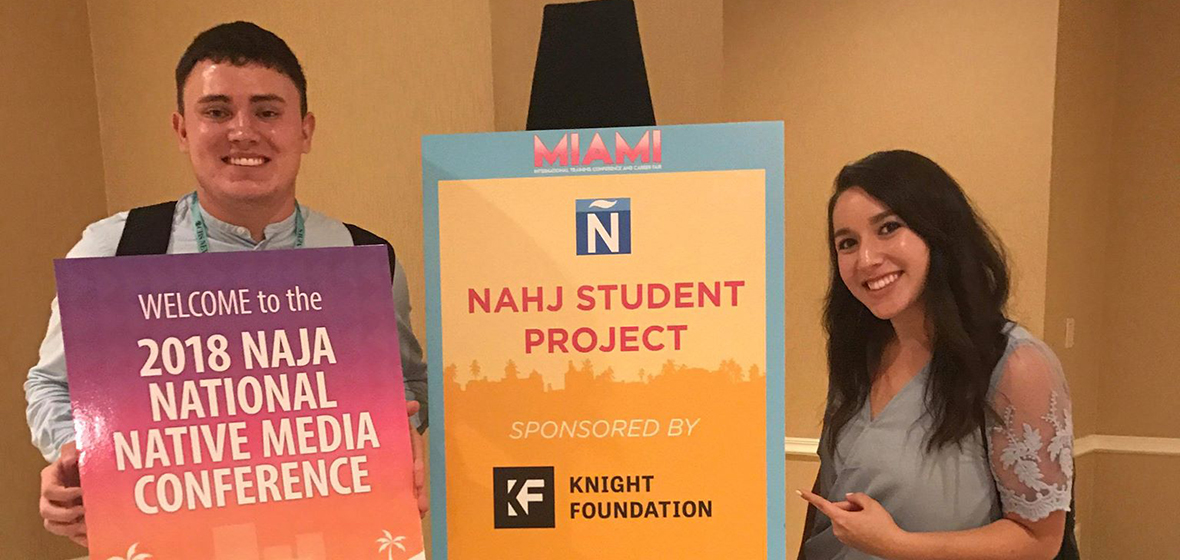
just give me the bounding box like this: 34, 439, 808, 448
1082, 454, 1180, 559
490, 0, 724, 131
1100, 0, 1180, 440
1046, 0, 1120, 440
1047, 0, 1180, 441
0, 1, 106, 559
785, 458, 820, 557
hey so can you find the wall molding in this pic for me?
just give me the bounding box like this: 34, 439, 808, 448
784, 434, 1180, 459
785, 437, 820, 459
1071, 434, 1180, 457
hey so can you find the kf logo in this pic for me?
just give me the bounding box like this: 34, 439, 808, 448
493, 466, 555, 529
576, 198, 632, 255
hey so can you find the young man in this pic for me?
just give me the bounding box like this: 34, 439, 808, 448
26, 21, 429, 547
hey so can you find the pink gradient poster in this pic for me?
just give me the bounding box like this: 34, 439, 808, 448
54, 246, 424, 560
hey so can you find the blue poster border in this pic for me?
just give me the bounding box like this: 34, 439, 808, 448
422, 121, 786, 559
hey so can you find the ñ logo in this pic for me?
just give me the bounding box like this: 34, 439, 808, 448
493, 466, 555, 529
576, 198, 631, 255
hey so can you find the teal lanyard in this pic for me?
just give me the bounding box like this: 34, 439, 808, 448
190, 193, 304, 253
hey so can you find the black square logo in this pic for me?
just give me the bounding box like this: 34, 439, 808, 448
493, 466, 555, 529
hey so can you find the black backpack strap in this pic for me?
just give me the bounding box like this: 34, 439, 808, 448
344, 223, 397, 281
345, 223, 427, 432
1056, 494, 1081, 559
116, 201, 178, 256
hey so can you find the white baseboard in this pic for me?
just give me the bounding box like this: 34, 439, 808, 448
785, 436, 820, 459
1071, 434, 1180, 457
784, 434, 1180, 459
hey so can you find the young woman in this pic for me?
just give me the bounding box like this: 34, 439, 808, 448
798, 151, 1076, 560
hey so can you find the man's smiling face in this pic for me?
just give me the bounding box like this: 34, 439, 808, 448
172, 60, 314, 209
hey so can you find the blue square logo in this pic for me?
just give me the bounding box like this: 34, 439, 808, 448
576, 198, 631, 255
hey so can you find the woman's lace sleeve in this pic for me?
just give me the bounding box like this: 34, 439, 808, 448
987, 339, 1074, 522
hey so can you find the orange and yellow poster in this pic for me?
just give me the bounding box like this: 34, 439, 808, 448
423, 122, 785, 558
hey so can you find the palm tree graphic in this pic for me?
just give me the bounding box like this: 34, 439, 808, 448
106, 542, 151, 560
376, 530, 406, 559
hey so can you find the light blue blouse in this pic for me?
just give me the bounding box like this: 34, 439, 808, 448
804, 324, 1074, 560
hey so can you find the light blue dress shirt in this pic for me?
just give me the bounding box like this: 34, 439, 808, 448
25, 193, 428, 461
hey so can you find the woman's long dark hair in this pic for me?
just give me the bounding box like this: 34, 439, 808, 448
822, 150, 1011, 454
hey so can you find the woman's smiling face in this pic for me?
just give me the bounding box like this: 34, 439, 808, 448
831, 187, 931, 321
